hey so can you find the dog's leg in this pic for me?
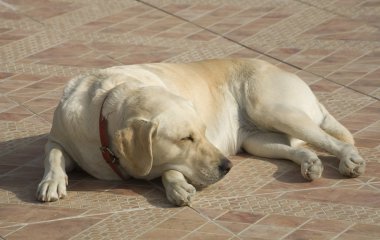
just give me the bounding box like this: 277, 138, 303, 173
262, 107, 365, 177
319, 103, 354, 145
243, 132, 323, 180
162, 170, 196, 206
37, 140, 72, 202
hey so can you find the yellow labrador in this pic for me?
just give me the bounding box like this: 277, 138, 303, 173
37, 59, 365, 206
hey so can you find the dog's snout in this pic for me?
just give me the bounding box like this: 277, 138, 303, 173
219, 158, 232, 175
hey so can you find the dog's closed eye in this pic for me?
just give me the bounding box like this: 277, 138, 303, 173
181, 135, 194, 142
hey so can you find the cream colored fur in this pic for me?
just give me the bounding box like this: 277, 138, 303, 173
37, 59, 365, 206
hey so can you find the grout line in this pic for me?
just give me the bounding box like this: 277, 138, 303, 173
0, 0, 17, 11
3, 225, 26, 238
353, 119, 380, 136
68, 212, 117, 240
136, 0, 303, 70
131, 208, 187, 240
2, 206, 156, 230
236, 213, 281, 238
330, 222, 356, 240
189, 207, 243, 239
178, 220, 210, 240
278, 218, 314, 240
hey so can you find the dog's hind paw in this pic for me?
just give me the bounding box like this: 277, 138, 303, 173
36, 173, 68, 202
339, 148, 366, 178
301, 157, 323, 181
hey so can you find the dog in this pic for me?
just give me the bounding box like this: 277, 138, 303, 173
36, 58, 365, 206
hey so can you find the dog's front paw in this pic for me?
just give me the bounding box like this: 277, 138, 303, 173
165, 181, 196, 206
339, 148, 366, 177
37, 173, 68, 202
301, 157, 323, 181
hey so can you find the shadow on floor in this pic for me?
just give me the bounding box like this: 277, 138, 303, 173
0, 134, 350, 208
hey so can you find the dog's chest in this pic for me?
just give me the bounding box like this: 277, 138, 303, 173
205, 102, 242, 156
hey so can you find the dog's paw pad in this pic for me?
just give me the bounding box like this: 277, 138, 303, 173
301, 158, 323, 181
166, 182, 196, 207
339, 151, 366, 178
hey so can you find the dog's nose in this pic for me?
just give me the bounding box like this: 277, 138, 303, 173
219, 158, 232, 175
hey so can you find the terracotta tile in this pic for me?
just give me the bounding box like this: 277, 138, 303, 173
172, 207, 207, 221
0, 12, 23, 20
349, 78, 380, 95
344, 223, 380, 238
106, 183, 154, 197
162, 3, 191, 13
327, 71, 367, 85
355, 130, 380, 140
310, 79, 342, 92
284, 229, 338, 240
216, 210, 265, 224
335, 232, 379, 240
301, 219, 352, 233
0, 152, 39, 166
267, 48, 302, 61
0, 111, 33, 121
286, 49, 333, 68
306, 50, 363, 76
6, 217, 101, 240
0, 72, 16, 79
23, 98, 59, 114
28, 42, 92, 59
24, 3, 78, 21
183, 232, 231, 240
118, 50, 181, 65
215, 220, 250, 234
136, 228, 190, 240
257, 214, 308, 228
0, 204, 86, 223
239, 224, 293, 239
195, 208, 228, 220
306, 18, 363, 35
6, 166, 44, 180
154, 216, 206, 231
282, 188, 380, 208
195, 222, 233, 236
187, 30, 219, 41
0, 225, 22, 238
0, 80, 33, 94
0, 164, 18, 175
340, 117, 376, 133
354, 138, 380, 148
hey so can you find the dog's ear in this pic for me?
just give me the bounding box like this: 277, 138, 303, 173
113, 119, 157, 177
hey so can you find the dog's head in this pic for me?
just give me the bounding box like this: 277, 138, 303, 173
112, 87, 232, 187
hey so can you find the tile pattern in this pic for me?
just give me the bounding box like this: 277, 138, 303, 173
0, 0, 379, 239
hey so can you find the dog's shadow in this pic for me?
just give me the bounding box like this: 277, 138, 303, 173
0, 135, 349, 208
242, 152, 349, 185
0, 134, 177, 208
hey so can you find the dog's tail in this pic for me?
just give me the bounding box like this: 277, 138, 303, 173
318, 103, 354, 145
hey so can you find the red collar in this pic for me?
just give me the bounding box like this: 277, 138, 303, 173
99, 96, 127, 180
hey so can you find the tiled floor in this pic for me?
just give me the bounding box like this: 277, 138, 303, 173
0, 0, 379, 239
